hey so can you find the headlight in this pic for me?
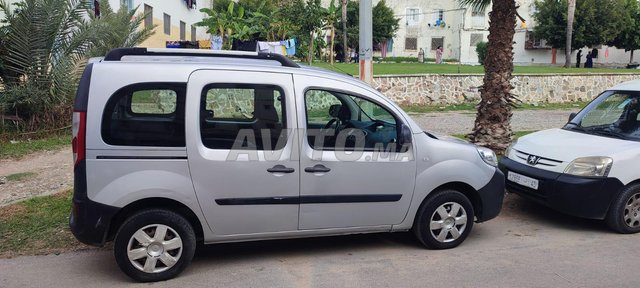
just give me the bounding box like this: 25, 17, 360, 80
477, 147, 498, 167
505, 138, 519, 159
564, 157, 613, 177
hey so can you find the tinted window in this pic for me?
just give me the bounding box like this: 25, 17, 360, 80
102, 83, 186, 147
305, 89, 398, 151
200, 84, 286, 150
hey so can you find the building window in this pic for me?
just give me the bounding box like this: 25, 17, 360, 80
180, 21, 186, 40
163, 13, 171, 35
431, 37, 444, 51
406, 8, 420, 25
144, 5, 153, 28
191, 25, 197, 42
470, 33, 483, 47
120, 0, 133, 11
405, 37, 417, 51
471, 6, 485, 28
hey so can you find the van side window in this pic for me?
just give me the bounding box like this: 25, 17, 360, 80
200, 84, 286, 150
305, 89, 399, 151
101, 83, 186, 147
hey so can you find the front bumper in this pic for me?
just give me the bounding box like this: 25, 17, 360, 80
476, 168, 506, 222
499, 157, 624, 220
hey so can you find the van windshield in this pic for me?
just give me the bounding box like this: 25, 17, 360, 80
564, 90, 640, 142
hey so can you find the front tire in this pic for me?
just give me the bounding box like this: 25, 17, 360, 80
413, 190, 474, 249
606, 184, 640, 234
114, 209, 196, 282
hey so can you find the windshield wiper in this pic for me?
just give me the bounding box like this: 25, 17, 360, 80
585, 128, 629, 140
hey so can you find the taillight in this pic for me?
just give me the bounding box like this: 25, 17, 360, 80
72, 111, 86, 168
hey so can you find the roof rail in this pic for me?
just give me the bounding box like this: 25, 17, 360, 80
103, 48, 300, 68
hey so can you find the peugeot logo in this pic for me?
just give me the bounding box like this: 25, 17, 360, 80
527, 155, 541, 166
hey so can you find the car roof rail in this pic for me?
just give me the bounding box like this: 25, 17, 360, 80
103, 47, 300, 68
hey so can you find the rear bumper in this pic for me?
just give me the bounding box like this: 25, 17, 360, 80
69, 160, 119, 246
476, 168, 506, 222
69, 197, 119, 246
499, 157, 624, 220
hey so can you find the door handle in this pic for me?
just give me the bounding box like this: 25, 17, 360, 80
304, 164, 331, 173
267, 165, 295, 174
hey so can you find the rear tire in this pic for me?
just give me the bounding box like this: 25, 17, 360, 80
114, 209, 196, 282
413, 190, 474, 249
606, 184, 640, 234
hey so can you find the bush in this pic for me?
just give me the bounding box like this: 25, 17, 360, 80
476, 42, 488, 65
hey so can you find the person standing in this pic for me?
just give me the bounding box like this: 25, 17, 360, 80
585, 51, 593, 68
576, 49, 582, 68
435, 46, 443, 64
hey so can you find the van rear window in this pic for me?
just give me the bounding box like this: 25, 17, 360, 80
101, 83, 186, 147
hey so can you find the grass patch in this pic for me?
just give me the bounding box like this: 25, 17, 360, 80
0, 134, 71, 159
5, 172, 36, 182
0, 190, 86, 257
311, 62, 640, 76
402, 101, 589, 114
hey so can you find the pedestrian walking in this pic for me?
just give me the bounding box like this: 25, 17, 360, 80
435, 46, 443, 64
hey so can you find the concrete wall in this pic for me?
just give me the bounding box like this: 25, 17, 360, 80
373, 73, 640, 106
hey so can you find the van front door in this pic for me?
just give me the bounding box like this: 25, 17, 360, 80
295, 75, 417, 230
186, 70, 299, 238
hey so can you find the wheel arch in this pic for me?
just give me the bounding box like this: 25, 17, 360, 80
107, 198, 205, 243
421, 182, 482, 220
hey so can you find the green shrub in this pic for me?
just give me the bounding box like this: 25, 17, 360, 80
476, 42, 488, 65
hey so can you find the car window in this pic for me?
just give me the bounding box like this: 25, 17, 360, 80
304, 89, 398, 151
567, 91, 640, 141
200, 84, 286, 150
102, 83, 185, 147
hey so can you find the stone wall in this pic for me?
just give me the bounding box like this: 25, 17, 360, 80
373, 74, 640, 106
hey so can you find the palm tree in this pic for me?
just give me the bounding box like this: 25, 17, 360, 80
460, 0, 518, 153
0, 0, 95, 130
88, 0, 156, 57
564, 0, 576, 68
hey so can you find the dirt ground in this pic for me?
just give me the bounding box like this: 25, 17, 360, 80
0, 148, 72, 207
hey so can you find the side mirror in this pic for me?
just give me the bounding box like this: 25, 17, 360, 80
398, 124, 413, 149
568, 112, 578, 123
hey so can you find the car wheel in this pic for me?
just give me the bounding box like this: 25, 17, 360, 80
114, 209, 196, 282
606, 184, 640, 234
413, 189, 474, 249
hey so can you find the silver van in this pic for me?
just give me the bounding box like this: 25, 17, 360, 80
70, 48, 505, 282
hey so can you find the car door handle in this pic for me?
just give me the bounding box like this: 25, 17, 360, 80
267, 165, 295, 174
304, 164, 331, 173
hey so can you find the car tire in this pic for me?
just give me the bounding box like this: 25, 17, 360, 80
114, 209, 196, 282
606, 184, 640, 234
413, 189, 474, 249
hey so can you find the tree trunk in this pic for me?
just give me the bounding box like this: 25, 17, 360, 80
630, 50, 635, 64
468, 0, 517, 154
330, 26, 335, 65
564, 0, 576, 68
342, 0, 348, 62
308, 30, 314, 65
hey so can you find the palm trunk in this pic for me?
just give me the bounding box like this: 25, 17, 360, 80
468, 0, 517, 154
564, 0, 576, 68
330, 26, 335, 65
308, 31, 314, 65
342, 0, 348, 62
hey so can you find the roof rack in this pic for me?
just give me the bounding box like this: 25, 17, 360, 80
103, 48, 300, 68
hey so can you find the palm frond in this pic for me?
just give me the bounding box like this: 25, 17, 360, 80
458, 0, 491, 12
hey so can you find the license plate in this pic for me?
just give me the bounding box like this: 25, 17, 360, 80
507, 171, 539, 190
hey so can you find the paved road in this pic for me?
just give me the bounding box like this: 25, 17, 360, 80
1, 195, 639, 288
